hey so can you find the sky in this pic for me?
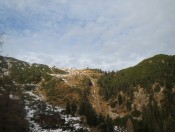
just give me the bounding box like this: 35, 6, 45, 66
0, 0, 175, 71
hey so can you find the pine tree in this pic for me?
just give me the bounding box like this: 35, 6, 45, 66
126, 118, 134, 132
105, 115, 114, 132
71, 103, 77, 116
79, 101, 86, 115
66, 101, 71, 114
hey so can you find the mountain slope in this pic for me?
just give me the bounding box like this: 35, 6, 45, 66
0, 56, 92, 131
0, 54, 175, 132
98, 54, 175, 131
0, 55, 112, 131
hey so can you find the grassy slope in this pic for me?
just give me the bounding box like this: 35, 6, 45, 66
0, 55, 66, 84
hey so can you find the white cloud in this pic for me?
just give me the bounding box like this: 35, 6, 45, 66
1, 0, 175, 70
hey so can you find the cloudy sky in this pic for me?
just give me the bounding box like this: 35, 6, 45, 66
0, 0, 175, 70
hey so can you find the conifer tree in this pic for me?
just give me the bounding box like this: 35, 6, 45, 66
105, 115, 114, 132
66, 101, 71, 114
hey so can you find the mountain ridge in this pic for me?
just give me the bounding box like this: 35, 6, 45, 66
0, 54, 175, 132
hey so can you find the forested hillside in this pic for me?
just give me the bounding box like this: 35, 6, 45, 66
98, 54, 175, 131
0, 54, 175, 132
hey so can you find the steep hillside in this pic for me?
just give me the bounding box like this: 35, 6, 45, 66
0, 56, 91, 131
1, 54, 175, 132
0, 56, 114, 132
98, 54, 175, 131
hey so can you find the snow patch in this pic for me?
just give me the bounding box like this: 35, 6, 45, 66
9, 94, 18, 100
24, 89, 89, 132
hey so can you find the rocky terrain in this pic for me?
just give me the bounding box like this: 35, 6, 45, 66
0, 54, 175, 132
